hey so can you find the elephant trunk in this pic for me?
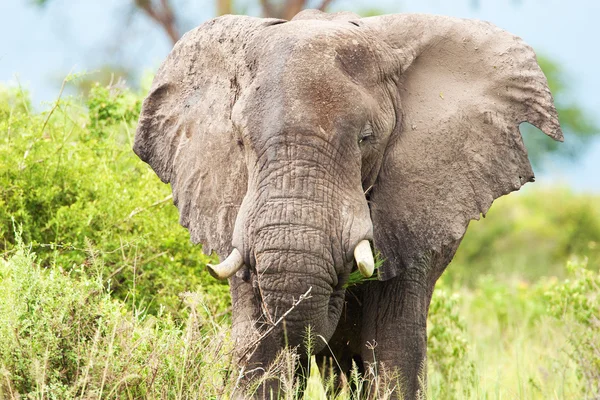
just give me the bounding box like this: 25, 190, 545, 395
230, 136, 372, 360
251, 224, 346, 353
239, 184, 351, 352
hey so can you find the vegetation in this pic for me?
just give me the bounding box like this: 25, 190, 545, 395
1, 82, 598, 398
447, 185, 600, 284
0, 236, 234, 398
0, 81, 229, 319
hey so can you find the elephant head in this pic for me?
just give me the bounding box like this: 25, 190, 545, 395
134, 9, 562, 393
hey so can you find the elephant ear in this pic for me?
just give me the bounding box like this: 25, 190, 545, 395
361, 14, 563, 281
134, 15, 281, 259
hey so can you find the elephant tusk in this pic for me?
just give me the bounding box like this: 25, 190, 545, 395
354, 240, 375, 278
206, 248, 244, 280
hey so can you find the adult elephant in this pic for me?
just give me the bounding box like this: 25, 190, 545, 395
134, 9, 562, 398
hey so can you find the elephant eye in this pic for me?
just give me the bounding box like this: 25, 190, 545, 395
358, 123, 373, 144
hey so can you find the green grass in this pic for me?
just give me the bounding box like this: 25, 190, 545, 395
1, 239, 596, 398
0, 236, 235, 398
1, 81, 598, 398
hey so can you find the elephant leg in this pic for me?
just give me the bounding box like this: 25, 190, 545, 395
360, 274, 434, 400
316, 287, 365, 380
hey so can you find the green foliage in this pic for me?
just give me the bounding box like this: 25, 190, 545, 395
1, 239, 591, 399
448, 187, 600, 284
545, 258, 600, 396
0, 239, 234, 398
1, 78, 598, 398
0, 85, 31, 116
427, 285, 476, 398
452, 275, 585, 399
0, 83, 226, 317
86, 82, 141, 138
344, 250, 385, 288
425, 268, 593, 399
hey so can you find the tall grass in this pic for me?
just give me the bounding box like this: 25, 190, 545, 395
0, 234, 236, 398
1, 238, 595, 398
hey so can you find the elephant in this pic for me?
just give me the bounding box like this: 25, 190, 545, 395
133, 9, 562, 399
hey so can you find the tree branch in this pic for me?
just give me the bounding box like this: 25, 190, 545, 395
135, 0, 180, 45
317, 0, 334, 11
282, 0, 306, 20
216, 0, 233, 15
259, 0, 275, 18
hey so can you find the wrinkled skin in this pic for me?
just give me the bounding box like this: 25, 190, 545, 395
134, 9, 563, 399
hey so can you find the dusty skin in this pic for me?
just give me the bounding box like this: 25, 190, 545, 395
134, 9, 562, 399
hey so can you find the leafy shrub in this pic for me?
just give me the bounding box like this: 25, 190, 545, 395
1, 79, 598, 399
86, 82, 141, 138
427, 284, 476, 398
448, 187, 600, 284
2, 239, 587, 399
545, 257, 600, 396
0, 82, 226, 317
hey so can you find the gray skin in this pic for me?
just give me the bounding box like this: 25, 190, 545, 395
134, 9, 563, 399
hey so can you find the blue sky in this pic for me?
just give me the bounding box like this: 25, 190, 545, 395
1, 0, 598, 191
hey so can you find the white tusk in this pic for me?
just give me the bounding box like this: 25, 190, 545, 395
354, 240, 375, 278
207, 248, 244, 280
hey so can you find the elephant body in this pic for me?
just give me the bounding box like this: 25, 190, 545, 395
134, 9, 562, 399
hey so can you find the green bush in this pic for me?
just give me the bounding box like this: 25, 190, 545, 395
2, 239, 589, 399
448, 187, 600, 284
1, 80, 598, 398
0, 237, 234, 399
427, 283, 476, 399
545, 258, 600, 396
0, 82, 227, 317
3, 80, 599, 315
86, 82, 141, 138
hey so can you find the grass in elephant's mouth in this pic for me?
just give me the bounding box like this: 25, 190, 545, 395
344, 250, 385, 288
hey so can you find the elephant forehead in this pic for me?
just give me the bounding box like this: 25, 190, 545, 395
252, 20, 389, 87
239, 23, 388, 130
